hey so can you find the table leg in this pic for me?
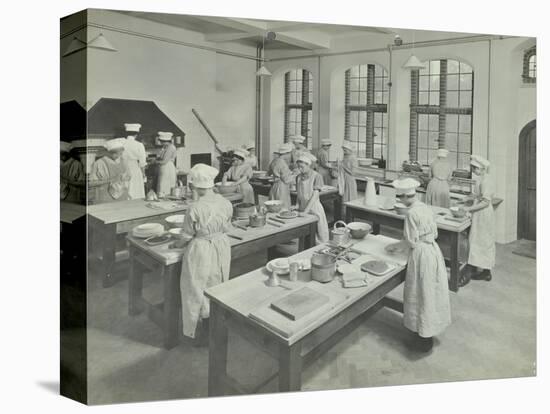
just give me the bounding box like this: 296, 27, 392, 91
279, 342, 302, 392
163, 265, 181, 349
102, 224, 117, 288
304, 221, 316, 249
333, 196, 342, 222
449, 233, 460, 292
208, 302, 228, 397
128, 247, 144, 316
345, 207, 353, 223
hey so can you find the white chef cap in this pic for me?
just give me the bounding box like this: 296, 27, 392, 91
189, 163, 219, 189
392, 177, 420, 196
290, 135, 306, 144
321, 139, 332, 146
158, 131, 173, 141
297, 153, 316, 165
124, 123, 141, 133
245, 141, 256, 150
104, 138, 126, 152
342, 141, 355, 152
233, 148, 249, 160
276, 143, 293, 154
470, 154, 490, 169
60, 141, 72, 153
437, 148, 449, 158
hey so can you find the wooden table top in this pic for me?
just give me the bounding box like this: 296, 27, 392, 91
127, 213, 318, 266
60, 202, 87, 224
205, 234, 406, 346
86, 193, 243, 225
345, 196, 471, 233
250, 181, 339, 197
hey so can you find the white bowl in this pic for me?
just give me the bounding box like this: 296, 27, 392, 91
271, 258, 289, 272
168, 228, 193, 241
165, 214, 185, 228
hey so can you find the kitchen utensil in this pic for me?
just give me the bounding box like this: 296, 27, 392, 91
227, 234, 243, 240
394, 203, 409, 215
450, 206, 466, 218
132, 223, 164, 238
364, 177, 377, 206
249, 213, 267, 227
232, 220, 248, 231
144, 233, 173, 246
267, 219, 283, 228
264, 200, 284, 213
357, 158, 373, 167
347, 222, 372, 239
234, 202, 257, 219
330, 220, 351, 246
266, 258, 290, 274
361, 260, 392, 276
310, 253, 337, 283
215, 181, 238, 195
269, 216, 285, 224
165, 214, 185, 228
266, 270, 281, 287
167, 228, 193, 241
277, 210, 298, 219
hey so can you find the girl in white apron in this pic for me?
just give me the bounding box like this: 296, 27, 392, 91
268, 143, 294, 209
295, 154, 329, 244
387, 178, 451, 352
317, 139, 333, 185
426, 148, 451, 208
289, 135, 310, 170
156, 132, 177, 197
122, 123, 147, 200
90, 138, 131, 203
223, 148, 255, 204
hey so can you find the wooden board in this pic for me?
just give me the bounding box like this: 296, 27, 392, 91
270, 287, 330, 321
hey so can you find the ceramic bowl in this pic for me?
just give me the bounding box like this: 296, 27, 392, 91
165, 214, 185, 228
168, 228, 193, 241
270, 258, 289, 273
264, 200, 283, 213
215, 181, 238, 194
347, 222, 372, 239
450, 206, 466, 218
394, 203, 409, 215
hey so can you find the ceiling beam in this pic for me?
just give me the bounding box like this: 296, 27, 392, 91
266, 22, 313, 32
204, 32, 258, 42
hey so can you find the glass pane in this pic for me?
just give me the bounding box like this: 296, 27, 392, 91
359, 92, 367, 105
447, 60, 460, 74
308, 92, 313, 104
447, 74, 459, 90
350, 66, 359, 77
308, 110, 313, 123
419, 92, 429, 105
447, 151, 458, 168
350, 111, 358, 125
418, 130, 428, 148
358, 126, 366, 139
419, 75, 429, 91
458, 133, 471, 152
288, 71, 295, 81
418, 114, 428, 131
350, 92, 359, 105
296, 70, 303, 80
459, 91, 472, 108
374, 65, 383, 77
296, 111, 302, 123
359, 78, 367, 91
429, 132, 439, 149
350, 78, 359, 91
295, 80, 302, 94
430, 91, 440, 105
375, 92, 383, 103
430, 75, 440, 91
429, 114, 439, 130
446, 114, 458, 133
382, 91, 389, 104
458, 153, 470, 169
447, 91, 459, 107
460, 73, 472, 90
359, 111, 367, 126
374, 127, 382, 139
458, 115, 471, 134
446, 133, 458, 150
358, 142, 367, 157
375, 77, 383, 90
419, 65, 429, 76
460, 62, 472, 73
430, 60, 440, 75
417, 149, 429, 166
374, 112, 382, 127
374, 145, 382, 159
360, 64, 368, 77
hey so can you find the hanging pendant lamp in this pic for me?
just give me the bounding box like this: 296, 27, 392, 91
88, 33, 117, 52
63, 36, 87, 57
402, 31, 426, 71
256, 32, 273, 77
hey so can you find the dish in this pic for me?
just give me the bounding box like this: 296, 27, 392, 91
361, 260, 390, 276
277, 211, 299, 219
450, 206, 466, 218
347, 222, 372, 239
132, 223, 164, 238
266, 258, 290, 274
264, 200, 284, 213
145, 234, 172, 245
168, 228, 193, 240
215, 181, 238, 194
394, 203, 409, 215
165, 214, 185, 228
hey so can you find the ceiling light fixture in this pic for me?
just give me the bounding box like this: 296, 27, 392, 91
256, 32, 275, 77
87, 33, 117, 52
62, 36, 87, 57
403, 31, 426, 71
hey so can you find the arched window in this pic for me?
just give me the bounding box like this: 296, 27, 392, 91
522, 46, 536, 83
344, 64, 389, 160
284, 69, 313, 149
409, 59, 474, 170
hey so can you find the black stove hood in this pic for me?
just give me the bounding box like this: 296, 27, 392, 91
60, 100, 87, 142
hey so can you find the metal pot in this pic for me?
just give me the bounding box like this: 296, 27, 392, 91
330, 220, 351, 246
311, 253, 336, 283
249, 213, 266, 227
171, 186, 184, 198
234, 202, 257, 219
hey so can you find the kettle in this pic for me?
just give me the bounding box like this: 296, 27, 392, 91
330, 220, 350, 246
364, 177, 377, 206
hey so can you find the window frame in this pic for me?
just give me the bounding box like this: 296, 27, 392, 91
522, 46, 536, 84
284, 69, 313, 149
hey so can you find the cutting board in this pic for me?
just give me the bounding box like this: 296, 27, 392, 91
270, 287, 329, 321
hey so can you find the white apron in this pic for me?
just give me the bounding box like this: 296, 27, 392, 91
296, 170, 329, 244
157, 144, 177, 197
225, 163, 255, 204
468, 175, 496, 269
338, 155, 358, 202
268, 157, 292, 209
122, 137, 147, 199
425, 159, 451, 208
317, 148, 332, 185
180, 193, 233, 338
403, 201, 451, 338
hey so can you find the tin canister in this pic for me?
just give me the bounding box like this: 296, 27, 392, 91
289, 262, 299, 282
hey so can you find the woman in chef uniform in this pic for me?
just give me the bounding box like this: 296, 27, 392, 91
317, 139, 333, 185
222, 148, 255, 204
90, 138, 131, 202
458, 155, 495, 286
60, 141, 85, 200
339, 141, 358, 203
156, 131, 177, 197
176, 164, 233, 344
289, 135, 310, 170
388, 177, 451, 352
122, 123, 147, 199
242, 141, 258, 169
268, 143, 294, 209
295, 153, 329, 244
425, 148, 452, 208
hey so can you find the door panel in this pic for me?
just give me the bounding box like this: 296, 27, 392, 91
518, 120, 536, 241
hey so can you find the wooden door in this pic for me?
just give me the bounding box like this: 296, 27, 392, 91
518, 120, 536, 240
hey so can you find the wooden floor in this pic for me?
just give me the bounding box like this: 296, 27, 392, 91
66, 236, 537, 405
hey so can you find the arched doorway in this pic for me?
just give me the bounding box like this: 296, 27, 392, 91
517, 120, 536, 241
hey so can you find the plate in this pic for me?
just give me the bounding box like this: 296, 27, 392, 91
360, 260, 392, 276
277, 211, 299, 219
132, 228, 164, 239
266, 258, 290, 274
145, 234, 173, 245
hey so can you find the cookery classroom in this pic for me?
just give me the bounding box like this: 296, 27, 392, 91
59, 8, 536, 405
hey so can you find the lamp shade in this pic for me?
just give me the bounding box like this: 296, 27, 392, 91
88, 33, 117, 52
403, 54, 426, 70
256, 65, 272, 77
63, 37, 87, 57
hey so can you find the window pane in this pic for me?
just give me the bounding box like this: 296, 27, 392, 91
375, 91, 383, 103
374, 112, 382, 127
429, 91, 440, 105
350, 66, 359, 77
419, 75, 429, 91
447, 91, 459, 107
418, 130, 428, 148
429, 114, 439, 130
296, 70, 303, 80
308, 91, 313, 104
359, 92, 367, 105
458, 153, 470, 169
419, 92, 429, 105
374, 127, 382, 139
458, 115, 471, 134
447, 74, 459, 90
359, 111, 367, 126
460, 62, 472, 73
375, 77, 383, 90
446, 133, 458, 150
460, 73, 472, 90
374, 64, 384, 76
289, 70, 296, 81
289, 109, 296, 122
295, 111, 302, 123
418, 114, 428, 131
430, 75, 440, 91
417, 149, 429, 166
448, 151, 458, 168
350, 78, 359, 91
447, 59, 460, 74
373, 145, 382, 159
350, 111, 358, 125
360, 64, 368, 77
430, 60, 440, 75
429, 132, 439, 149
446, 114, 458, 133
359, 78, 367, 91
358, 126, 366, 139
382, 91, 389, 104
459, 91, 472, 108
458, 133, 471, 152
350, 92, 359, 105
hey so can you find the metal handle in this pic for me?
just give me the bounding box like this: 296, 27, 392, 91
333, 220, 348, 230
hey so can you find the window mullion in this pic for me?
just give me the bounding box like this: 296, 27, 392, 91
438, 59, 447, 149
365, 64, 375, 158
409, 70, 419, 161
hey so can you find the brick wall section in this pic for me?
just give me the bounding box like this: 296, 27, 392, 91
438, 59, 448, 149
365, 64, 375, 158
409, 70, 419, 161
301, 70, 310, 144
344, 70, 351, 140
284, 72, 290, 141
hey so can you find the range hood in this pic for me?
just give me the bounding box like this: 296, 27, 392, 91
60, 100, 86, 142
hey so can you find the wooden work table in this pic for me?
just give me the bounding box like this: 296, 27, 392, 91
87, 193, 243, 287
127, 213, 318, 348
250, 181, 342, 223
345, 196, 471, 292
205, 234, 407, 395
